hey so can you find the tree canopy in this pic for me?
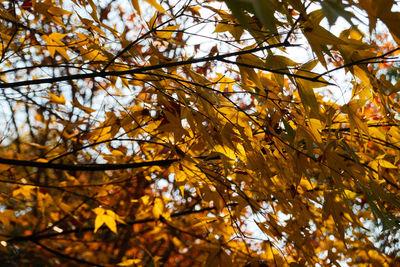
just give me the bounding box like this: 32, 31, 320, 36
1, 0, 400, 265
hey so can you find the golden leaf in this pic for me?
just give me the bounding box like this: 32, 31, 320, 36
157, 25, 180, 39
144, 0, 166, 13
152, 198, 164, 219
45, 91, 66, 105
131, 0, 141, 15
103, 214, 117, 234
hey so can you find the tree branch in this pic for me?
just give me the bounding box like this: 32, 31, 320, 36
9, 204, 237, 242
0, 43, 298, 89
32, 240, 104, 267
219, 58, 334, 85
315, 47, 400, 79
0, 157, 178, 171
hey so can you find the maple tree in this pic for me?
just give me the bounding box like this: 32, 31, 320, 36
1, 0, 400, 265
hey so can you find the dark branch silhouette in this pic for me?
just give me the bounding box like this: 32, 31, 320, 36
0, 157, 178, 170
8, 204, 237, 242
0, 43, 297, 88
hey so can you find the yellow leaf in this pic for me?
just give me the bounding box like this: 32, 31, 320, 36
342, 100, 369, 135
214, 23, 232, 33
308, 119, 323, 143
303, 22, 346, 45
237, 53, 265, 69
111, 150, 125, 157
153, 256, 162, 264
294, 60, 326, 115
41, 33, 70, 60
118, 259, 141, 266
192, 217, 218, 228
0, 210, 14, 230
94, 214, 104, 233
148, 12, 158, 29
214, 145, 235, 160
172, 237, 182, 247
87, 0, 99, 21
130, 0, 141, 16
236, 54, 264, 91
152, 198, 164, 219
46, 91, 66, 105
299, 178, 317, 191
103, 214, 117, 233
71, 99, 96, 114
94, 132, 112, 143
301, 10, 346, 66
344, 189, 358, 199
13, 185, 35, 199
358, 0, 400, 44
106, 209, 125, 224
263, 242, 274, 261
144, 0, 166, 13
48, 6, 73, 16
157, 25, 180, 39
296, 80, 319, 115
141, 195, 150, 205
34, 2, 67, 27
93, 207, 105, 215
93, 208, 121, 233
378, 160, 398, 169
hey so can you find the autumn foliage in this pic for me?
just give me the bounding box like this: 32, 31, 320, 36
1, 0, 400, 265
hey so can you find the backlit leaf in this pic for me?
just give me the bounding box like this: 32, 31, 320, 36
144, 0, 166, 13
157, 25, 180, 39
103, 214, 117, 233
45, 91, 66, 105
152, 198, 164, 219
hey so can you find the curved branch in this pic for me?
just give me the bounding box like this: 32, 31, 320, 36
32, 240, 104, 267
315, 47, 400, 79
0, 43, 298, 89
0, 157, 178, 171
9, 204, 237, 242
219, 58, 334, 85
